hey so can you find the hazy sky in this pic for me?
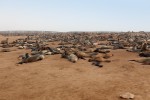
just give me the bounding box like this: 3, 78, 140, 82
0, 0, 150, 32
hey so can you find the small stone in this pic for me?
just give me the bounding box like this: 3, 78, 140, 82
120, 92, 135, 99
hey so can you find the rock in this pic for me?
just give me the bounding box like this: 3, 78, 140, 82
120, 92, 135, 99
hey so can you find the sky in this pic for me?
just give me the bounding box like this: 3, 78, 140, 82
0, 0, 150, 32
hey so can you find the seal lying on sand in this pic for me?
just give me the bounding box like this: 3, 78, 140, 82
75, 51, 89, 60
61, 51, 78, 63
18, 53, 31, 60
89, 56, 111, 62
129, 58, 150, 65
92, 61, 103, 67
67, 54, 78, 63
94, 48, 110, 53
1, 48, 16, 52
139, 52, 150, 57
18, 53, 45, 64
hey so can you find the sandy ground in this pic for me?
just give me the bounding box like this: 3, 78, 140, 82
0, 36, 150, 100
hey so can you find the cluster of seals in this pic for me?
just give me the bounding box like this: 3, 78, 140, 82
0, 31, 149, 67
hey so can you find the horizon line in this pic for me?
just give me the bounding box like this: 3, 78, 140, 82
0, 30, 149, 33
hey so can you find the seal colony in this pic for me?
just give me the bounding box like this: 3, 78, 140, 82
0, 31, 150, 66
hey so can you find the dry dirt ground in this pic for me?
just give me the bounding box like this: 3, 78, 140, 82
0, 36, 149, 100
